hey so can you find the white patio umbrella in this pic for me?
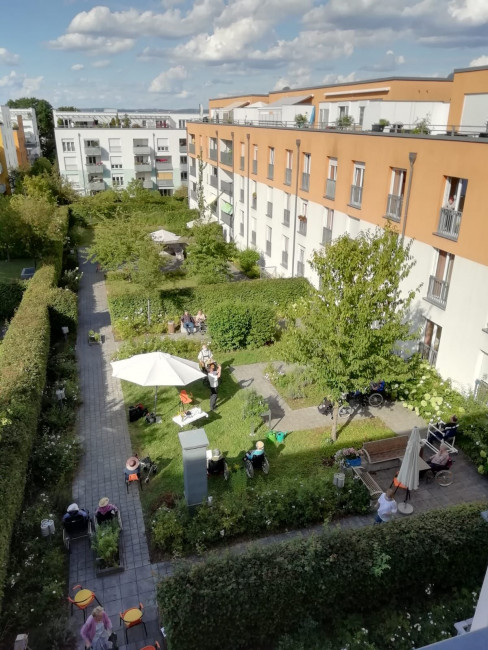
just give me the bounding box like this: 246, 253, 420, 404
111, 352, 205, 413
396, 426, 421, 514
150, 229, 181, 244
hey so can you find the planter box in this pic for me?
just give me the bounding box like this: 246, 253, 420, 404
88, 333, 102, 345
95, 532, 124, 577
345, 457, 361, 467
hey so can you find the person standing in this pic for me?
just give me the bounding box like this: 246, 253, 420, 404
208, 362, 221, 411
197, 343, 214, 373
80, 605, 113, 649
374, 488, 397, 524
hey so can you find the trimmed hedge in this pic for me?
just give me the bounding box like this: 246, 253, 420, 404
48, 286, 78, 339
158, 504, 488, 650
0, 265, 55, 610
0, 281, 24, 321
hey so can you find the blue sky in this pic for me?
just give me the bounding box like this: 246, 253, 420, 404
1, 0, 488, 109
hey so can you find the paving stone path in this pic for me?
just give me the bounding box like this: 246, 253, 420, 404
69, 254, 488, 648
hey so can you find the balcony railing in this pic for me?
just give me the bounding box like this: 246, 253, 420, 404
220, 211, 233, 227
419, 342, 438, 366
350, 184, 363, 207
325, 178, 336, 199
426, 276, 450, 309
210, 176, 218, 189
179, 141, 187, 152
268, 164, 274, 180
301, 172, 310, 191
252, 160, 258, 174
190, 190, 197, 200
283, 209, 290, 227
297, 261, 305, 277
133, 145, 151, 155
88, 180, 105, 191
251, 231, 256, 245
84, 145, 101, 156
322, 227, 332, 246
141, 179, 153, 189
436, 207, 462, 240
284, 168, 292, 186
220, 151, 233, 166
188, 143, 195, 154
157, 179, 174, 188
85, 163, 103, 173
156, 160, 172, 170
209, 149, 218, 161
239, 223, 244, 236
267, 202, 273, 218
220, 180, 233, 195
240, 189, 244, 203
298, 219, 307, 236
266, 241, 272, 257
281, 251, 288, 269
135, 162, 152, 172
386, 193, 403, 221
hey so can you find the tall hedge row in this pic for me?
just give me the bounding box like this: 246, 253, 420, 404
108, 277, 311, 321
0, 281, 24, 321
158, 504, 488, 650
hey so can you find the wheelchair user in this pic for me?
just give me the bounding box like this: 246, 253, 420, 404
427, 443, 450, 472
124, 456, 141, 480
244, 440, 265, 464
207, 449, 227, 476
62, 503, 90, 527
95, 497, 119, 525
428, 415, 458, 444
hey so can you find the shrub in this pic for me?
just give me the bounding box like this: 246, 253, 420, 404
236, 248, 260, 276
207, 302, 251, 350
48, 286, 78, 339
0, 281, 24, 321
246, 303, 276, 348
158, 504, 488, 650
114, 335, 201, 361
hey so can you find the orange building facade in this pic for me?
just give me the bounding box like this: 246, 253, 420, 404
187, 66, 488, 392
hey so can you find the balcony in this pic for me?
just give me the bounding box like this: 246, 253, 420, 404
266, 241, 272, 257
189, 165, 196, 177
220, 151, 233, 166
156, 158, 173, 170
209, 149, 218, 162
267, 202, 273, 218
419, 342, 438, 366
301, 172, 310, 192
284, 168, 292, 186
325, 178, 336, 199
426, 276, 450, 309
240, 156, 245, 171
298, 219, 307, 236
189, 143, 195, 154
252, 160, 258, 174
322, 227, 332, 246
85, 163, 103, 174
220, 180, 233, 195
268, 164, 274, 180
350, 184, 363, 208
179, 141, 187, 152
240, 189, 244, 203
281, 251, 288, 269
220, 211, 233, 227
84, 145, 101, 156
135, 162, 152, 172
252, 196, 257, 210
133, 145, 151, 155
239, 223, 244, 236
141, 179, 153, 189
210, 176, 218, 189
88, 179, 105, 191
297, 261, 305, 277
436, 207, 462, 241
386, 194, 403, 221
251, 231, 256, 246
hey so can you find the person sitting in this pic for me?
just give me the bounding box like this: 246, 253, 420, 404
180, 310, 195, 335
428, 415, 458, 444
95, 497, 118, 525
245, 440, 265, 463
62, 503, 90, 527
427, 443, 450, 471
124, 456, 141, 480
207, 449, 226, 476
370, 379, 385, 393
318, 397, 333, 417
195, 310, 207, 329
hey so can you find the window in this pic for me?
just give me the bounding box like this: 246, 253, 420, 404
339, 105, 349, 118
358, 106, 365, 127
437, 176, 468, 240
239, 209, 245, 237
180, 156, 187, 165
386, 168, 406, 221
160, 188, 173, 196
302, 153, 311, 191
62, 140, 75, 152
252, 145, 258, 174
322, 208, 333, 245
112, 175, 124, 187
179, 119, 186, 129
298, 201, 308, 235
251, 217, 257, 246
350, 162, 365, 208
181, 171, 188, 181
420, 319, 441, 366
319, 107, 329, 128
283, 193, 291, 227
326, 158, 337, 199
267, 187, 273, 217
297, 246, 305, 276
85, 139, 99, 148
426, 250, 454, 309
110, 156, 122, 169
86, 156, 98, 165
133, 138, 149, 148
240, 142, 245, 170
157, 138, 169, 152
64, 156, 77, 171
268, 147, 275, 179
285, 150, 293, 185
179, 138, 187, 147
266, 226, 272, 257
109, 138, 121, 153
281, 235, 289, 268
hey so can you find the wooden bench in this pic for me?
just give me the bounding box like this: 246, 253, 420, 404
351, 466, 382, 499
361, 435, 409, 467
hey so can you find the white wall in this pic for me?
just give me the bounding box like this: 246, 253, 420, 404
0, 106, 19, 170
461, 94, 488, 133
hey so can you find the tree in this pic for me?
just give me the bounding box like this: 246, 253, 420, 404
87, 216, 148, 274
57, 106, 78, 111
0, 197, 21, 261
7, 97, 55, 161
121, 114, 131, 128
10, 194, 62, 265
283, 226, 420, 440
184, 222, 236, 284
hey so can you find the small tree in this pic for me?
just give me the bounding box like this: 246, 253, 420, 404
294, 114, 309, 128
413, 114, 431, 134
184, 222, 236, 284
283, 225, 420, 440
121, 114, 131, 128
336, 114, 354, 129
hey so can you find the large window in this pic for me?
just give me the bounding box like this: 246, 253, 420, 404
112, 175, 124, 187
326, 157, 337, 199
426, 250, 454, 309
386, 168, 406, 221
157, 138, 169, 152
110, 156, 122, 169
420, 319, 442, 366
350, 162, 365, 208
109, 138, 121, 153
62, 140, 75, 152
64, 156, 77, 171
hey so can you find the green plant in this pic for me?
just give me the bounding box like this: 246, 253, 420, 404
236, 248, 260, 276
0, 281, 24, 321
48, 286, 78, 338
379, 118, 390, 126
92, 520, 120, 567
336, 114, 354, 128
413, 114, 431, 134
294, 114, 309, 128
88, 329, 100, 342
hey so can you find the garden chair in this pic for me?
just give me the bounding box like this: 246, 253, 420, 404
67, 585, 101, 621
125, 472, 142, 493
120, 602, 147, 644
179, 389, 193, 409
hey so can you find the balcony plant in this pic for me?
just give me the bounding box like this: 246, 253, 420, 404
412, 115, 431, 135
334, 447, 361, 466
88, 329, 101, 345
295, 114, 309, 128
336, 115, 354, 129
92, 519, 124, 576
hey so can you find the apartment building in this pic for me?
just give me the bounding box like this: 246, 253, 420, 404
0, 105, 23, 195
54, 110, 195, 196
186, 65, 488, 393
9, 108, 41, 163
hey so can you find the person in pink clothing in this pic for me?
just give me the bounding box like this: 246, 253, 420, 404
80, 606, 113, 649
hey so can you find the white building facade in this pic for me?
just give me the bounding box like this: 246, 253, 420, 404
9, 108, 41, 162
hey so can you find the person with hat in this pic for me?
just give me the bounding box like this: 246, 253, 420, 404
95, 497, 119, 525
207, 449, 226, 476
124, 456, 141, 480
62, 503, 90, 526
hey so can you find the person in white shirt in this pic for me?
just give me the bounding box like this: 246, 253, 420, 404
197, 344, 213, 373
374, 488, 398, 524
208, 362, 221, 411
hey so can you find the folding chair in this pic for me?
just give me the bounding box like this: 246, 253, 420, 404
179, 390, 193, 410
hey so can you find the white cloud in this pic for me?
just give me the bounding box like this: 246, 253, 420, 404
249, 30, 355, 64
48, 33, 134, 56
470, 54, 488, 66
149, 65, 188, 93
92, 59, 110, 68
71, 63, 84, 71
362, 49, 406, 72
0, 47, 20, 65
21, 76, 43, 96
0, 70, 42, 95
322, 71, 358, 84
448, 0, 488, 23
0, 71, 17, 87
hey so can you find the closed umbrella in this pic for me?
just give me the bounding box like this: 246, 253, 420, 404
150, 229, 181, 244
111, 352, 205, 412
396, 426, 421, 514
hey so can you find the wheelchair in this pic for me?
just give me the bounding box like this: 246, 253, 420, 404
62, 512, 94, 552
207, 458, 230, 481
243, 453, 270, 479
424, 457, 454, 487
195, 320, 207, 335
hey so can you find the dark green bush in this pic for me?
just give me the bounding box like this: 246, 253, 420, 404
207, 302, 250, 350
0, 281, 24, 321
236, 248, 260, 276
158, 504, 488, 650
48, 287, 78, 339
246, 303, 277, 348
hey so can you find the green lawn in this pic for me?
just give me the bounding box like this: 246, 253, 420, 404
0, 258, 35, 283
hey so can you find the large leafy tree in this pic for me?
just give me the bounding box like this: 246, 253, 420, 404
184, 222, 236, 284
7, 97, 55, 161
0, 197, 21, 261
284, 226, 420, 440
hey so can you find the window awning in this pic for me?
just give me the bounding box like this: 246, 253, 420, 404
221, 200, 233, 215
265, 94, 313, 108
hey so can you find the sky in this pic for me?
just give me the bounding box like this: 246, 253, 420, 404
1, 0, 488, 110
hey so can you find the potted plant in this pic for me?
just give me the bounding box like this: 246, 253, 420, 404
92, 520, 124, 576
372, 119, 389, 132
294, 114, 309, 128
88, 329, 101, 345
335, 447, 362, 467
336, 115, 354, 129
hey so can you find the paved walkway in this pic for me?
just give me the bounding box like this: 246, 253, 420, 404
70, 252, 162, 650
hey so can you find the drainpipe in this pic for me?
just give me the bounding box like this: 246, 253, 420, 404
230, 130, 234, 239
78, 132, 87, 196
246, 133, 250, 248
291, 138, 301, 278
400, 152, 417, 245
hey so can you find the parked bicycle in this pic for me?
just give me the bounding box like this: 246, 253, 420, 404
338, 382, 386, 417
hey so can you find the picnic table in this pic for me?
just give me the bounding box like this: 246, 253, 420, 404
172, 407, 209, 428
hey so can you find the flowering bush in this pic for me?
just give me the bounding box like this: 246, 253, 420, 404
334, 447, 360, 462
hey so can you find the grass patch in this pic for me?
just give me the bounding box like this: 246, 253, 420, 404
0, 258, 35, 282
263, 363, 325, 409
